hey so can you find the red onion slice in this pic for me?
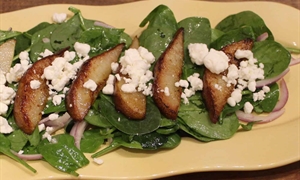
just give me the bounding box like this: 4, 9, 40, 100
256, 68, 289, 88
11, 151, 43, 161
70, 121, 88, 149
94, 21, 114, 28
256, 32, 268, 41
273, 79, 289, 111
236, 108, 285, 124
289, 56, 300, 66
44, 113, 71, 134
39, 116, 50, 124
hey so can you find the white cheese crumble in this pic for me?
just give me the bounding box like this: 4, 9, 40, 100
244, 102, 253, 114
49, 113, 59, 120
83, 79, 97, 91
38, 123, 45, 132
74, 42, 90, 58
0, 116, 13, 133
102, 75, 115, 95
188, 43, 209, 65
175, 73, 203, 104
0, 84, 16, 115
111, 62, 119, 73
222, 49, 269, 114
6, 51, 31, 83
203, 49, 229, 74
93, 158, 104, 165
163, 87, 170, 96
187, 43, 269, 114
30, 80, 41, 89
116, 46, 155, 95
227, 89, 242, 107
40, 49, 53, 58
52, 13, 67, 23
52, 94, 65, 106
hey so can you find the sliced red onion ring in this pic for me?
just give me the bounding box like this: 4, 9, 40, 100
11, 151, 43, 161
289, 56, 300, 66
256, 68, 289, 88
44, 113, 71, 134
70, 121, 88, 149
39, 116, 50, 124
94, 21, 114, 28
273, 79, 289, 111
256, 32, 268, 41
236, 108, 285, 124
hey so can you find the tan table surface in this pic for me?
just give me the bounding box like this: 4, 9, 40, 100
0, 0, 299, 180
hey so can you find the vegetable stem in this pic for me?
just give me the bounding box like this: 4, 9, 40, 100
91, 143, 121, 158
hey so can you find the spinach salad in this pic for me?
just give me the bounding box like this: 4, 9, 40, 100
0, 5, 296, 176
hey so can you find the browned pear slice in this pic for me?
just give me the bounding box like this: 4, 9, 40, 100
202, 39, 254, 123
114, 75, 146, 120
152, 28, 184, 120
66, 43, 124, 121
0, 39, 16, 73
113, 37, 146, 120
14, 49, 66, 134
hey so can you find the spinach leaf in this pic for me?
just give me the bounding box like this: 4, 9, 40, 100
84, 109, 112, 128
30, 24, 58, 61
178, 17, 211, 78
99, 94, 161, 135
178, 95, 240, 140
37, 134, 89, 176
253, 40, 291, 79
132, 131, 167, 149
215, 11, 274, 40
258, 83, 279, 112
240, 122, 256, 131
78, 27, 131, 57
49, 7, 95, 52
178, 119, 216, 142
92, 131, 179, 158
160, 133, 181, 148
26, 127, 41, 147
80, 128, 108, 153
139, 5, 178, 59
7, 129, 28, 152
0, 134, 36, 173
211, 28, 224, 43
0, 30, 21, 42
91, 132, 142, 158
43, 100, 66, 114
210, 26, 255, 50
15, 22, 52, 55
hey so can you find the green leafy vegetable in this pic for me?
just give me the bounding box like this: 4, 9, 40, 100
0, 134, 36, 173
215, 11, 274, 40
99, 94, 161, 135
37, 134, 89, 176
253, 40, 291, 79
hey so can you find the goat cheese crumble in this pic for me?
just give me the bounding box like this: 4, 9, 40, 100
83, 79, 97, 91
0, 116, 13, 134
52, 13, 67, 23
187, 43, 269, 114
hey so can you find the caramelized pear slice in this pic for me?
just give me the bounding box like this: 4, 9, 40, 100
66, 44, 124, 121
202, 39, 254, 123
113, 37, 146, 120
114, 75, 146, 120
152, 28, 184, 120
14, 49, 66, 134
0, 39, 16, 73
